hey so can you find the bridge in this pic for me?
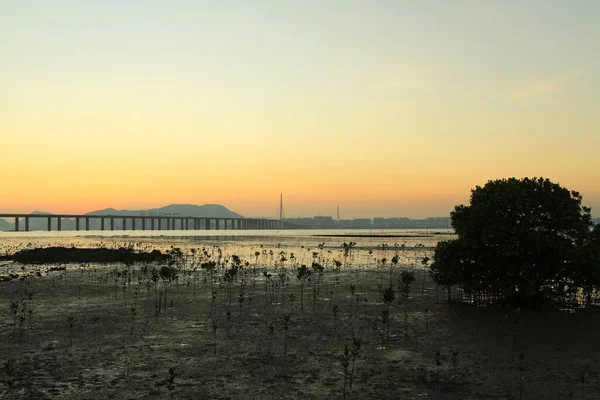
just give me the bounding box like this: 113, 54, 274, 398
0, 213, 300, 232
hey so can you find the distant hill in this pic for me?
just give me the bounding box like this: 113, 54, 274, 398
0, 219, 11, 230
2, 204, 244, 231
85, 204, 243, 218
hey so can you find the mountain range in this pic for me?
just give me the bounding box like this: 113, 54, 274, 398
2, 204, 244, 231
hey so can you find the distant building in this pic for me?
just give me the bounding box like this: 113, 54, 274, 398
285, 215, 452, 229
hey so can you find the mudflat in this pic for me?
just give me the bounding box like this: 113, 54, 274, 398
1, 237, 598, 399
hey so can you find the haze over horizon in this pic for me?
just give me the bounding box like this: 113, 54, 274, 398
2, 1, 599, 218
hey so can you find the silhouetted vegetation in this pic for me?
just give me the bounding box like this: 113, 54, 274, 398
0, 246, 170, 265
430, 177, 599, 309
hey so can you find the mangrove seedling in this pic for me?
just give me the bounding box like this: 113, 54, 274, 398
130, 307, 136, 335
518, 353, 525, 400
10, 301, 19, 340
342, 345, 350, 400
398, 271, 415, 338
371, 320, 379, 353
381, 286, 395, 343
332, 305, 339, 333
238, 293, 244, 321
226, 310, 232, 335
267, 322, 275, 355
380, 310, 389, 347
296, 264, 312, 311
3, 358, 16, 396
283, 314, 291, 356
451, 351, 459, 391
166, 367, 177, 398
349, 338, 362, 392
579, 364, 591, 399
212, 319, 218, 356
289, 293, 296, 314
435, 351, 442, 391
67, 316, 75, 347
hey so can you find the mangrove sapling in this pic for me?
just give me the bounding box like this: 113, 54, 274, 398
349, 338, 362, 384
26, 292, 34, 329
267, 322, 275, 356
332, 305, 339, 333
420, 256, 429, 296
435, 351, 442, 392
212, 319, 218, 356
289, 293, 296, 314
17, 304, 26, 343
390, 255, 399, 286
133, 287, 139, 310
10, 301, 19, 340
67, 316, 75, 347
296, 264, 312, 311
122, 281, 127, 305
518, 353, 524, 400
381, 286, 395, 344
379, 258, 387, 288
371, 320, 379, 355
451, 351, 459, 391
238, 293, 244, 321
160, 266, 178, 312
311, 261, 324, 311
226, 310, 232, 335
342, 344, 350, 400
283, 314, 291, 356
579, 365, 591, 399
380, 311, 388, 347
398, 271, 415, 338
151, 268, 160, 316
124, 348, 131, 378
224, 265, 238, 307
166, 367, 177, 398
3, 358, 16, 397
130, 307, 136, 335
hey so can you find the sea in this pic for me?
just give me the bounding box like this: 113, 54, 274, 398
0, 228, 456, 270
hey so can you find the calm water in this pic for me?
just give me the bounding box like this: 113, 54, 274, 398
0, 228, 455, 270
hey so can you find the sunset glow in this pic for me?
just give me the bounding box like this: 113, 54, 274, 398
2, 1, 599, 218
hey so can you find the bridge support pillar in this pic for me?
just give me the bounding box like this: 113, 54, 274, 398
25, 217, 29, 231
57, 217, 62, 231
86, 217, 90, 231
101, 218, 105, 231
14, 217, 19, 231
76, 218, 80, 231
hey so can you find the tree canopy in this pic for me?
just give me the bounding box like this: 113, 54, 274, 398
430, 177, 598, 309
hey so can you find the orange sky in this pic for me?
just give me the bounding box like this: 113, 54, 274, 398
1, 1, 599, 218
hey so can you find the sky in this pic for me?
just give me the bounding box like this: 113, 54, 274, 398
1, 0, 599, 218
